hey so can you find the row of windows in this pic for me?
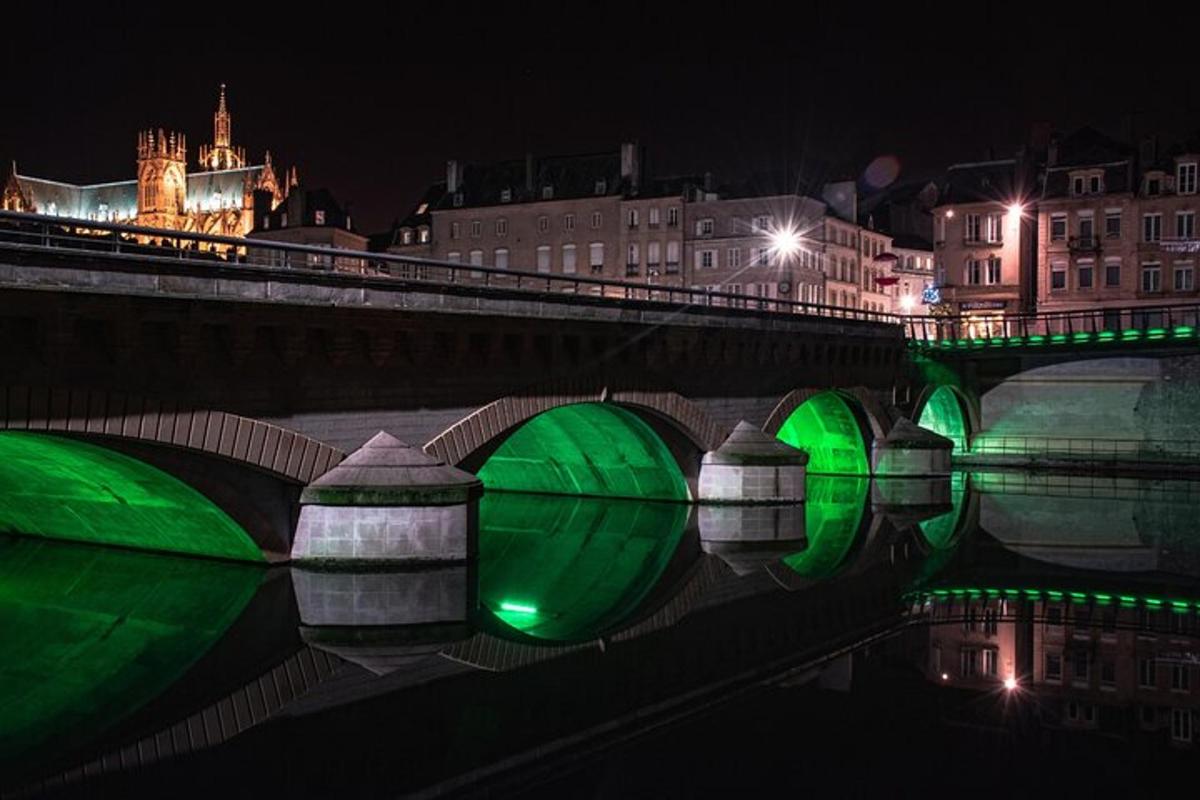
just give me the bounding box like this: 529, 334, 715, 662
446, 243, 607, 273
1067, 163, 1197, 197
626, 241, 681, 266
1049, 260, 1194, 292
1046, 651, 1193, 693
447, 211, 608, 241
624, 206, 681, 228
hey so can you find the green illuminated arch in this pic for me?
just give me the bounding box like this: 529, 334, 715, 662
477, 492, 689, 643
782, 476, 870, 579
917, 386, 969, 454
0, 431, 263, 561
0, 538, 261, 771
776, 392, 870, 475
475, 403, 689, 501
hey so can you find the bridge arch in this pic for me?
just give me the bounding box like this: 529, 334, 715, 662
424, 389, 723, 500
0, 431, 264, 561
765, 387, 888, 476
0, 387, 346, 558
913, 384, 976, 454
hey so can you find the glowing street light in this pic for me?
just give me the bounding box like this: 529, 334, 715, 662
1003, 676, 1018, 691
768, 226, 802, 261
1006, 202, 1025, 220
899, 294, 916, 313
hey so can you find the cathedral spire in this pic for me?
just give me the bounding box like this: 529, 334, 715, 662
200, 84, 244, 171
214, 83, 231, 148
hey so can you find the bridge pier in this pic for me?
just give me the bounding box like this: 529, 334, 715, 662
698, 421, 808, 504
290, 432, 482, 565
870, 419, 954, 477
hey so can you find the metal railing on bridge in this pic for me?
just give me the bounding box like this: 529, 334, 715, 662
0, 211, 898, 325
904, 304, 1200, 349
964, 434, 1200, 465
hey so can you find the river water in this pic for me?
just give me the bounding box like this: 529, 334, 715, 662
2, 471, 1198, 796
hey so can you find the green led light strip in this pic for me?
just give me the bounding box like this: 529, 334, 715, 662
915, 322, 1200, 350
911, 586, 1198, 613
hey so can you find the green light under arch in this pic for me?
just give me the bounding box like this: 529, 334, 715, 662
476, 403, 689, 501
775, 392, 870, 475
477, 492, 689, 643
0, 538, 261, 771
782, 476, 870, 579
0, 431, 263, 561
916, 386, 969, 454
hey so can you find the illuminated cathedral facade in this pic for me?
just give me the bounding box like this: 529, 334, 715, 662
2, 85, 295, 238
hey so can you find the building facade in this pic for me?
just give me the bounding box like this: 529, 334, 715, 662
248, 186, 368, 273
933, 158, 1039, 334
2, 86, 291, 239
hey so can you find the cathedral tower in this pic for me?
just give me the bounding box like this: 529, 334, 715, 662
199, 84, 246, 171
136, 128, 187, 230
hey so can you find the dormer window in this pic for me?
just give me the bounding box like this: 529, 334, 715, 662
418, 227, 430, 243
453, 192, 464, 207
1072, 176, 1084, 196
1178, 162, 1197, 195
594, 179, 607, 195
1147, 176, 1161, 196
314, 210, 326, 226
401, 228, 413, 245
500, 188, 512, 203
541, 185, 554, 200
281, 212, 288, 227
1089, 176, 1101, 194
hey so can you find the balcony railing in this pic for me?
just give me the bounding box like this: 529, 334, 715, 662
1068, 236, 1100, 252
0, 210, 899, 325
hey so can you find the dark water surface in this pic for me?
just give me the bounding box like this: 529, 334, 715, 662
3, 472, 1199, 797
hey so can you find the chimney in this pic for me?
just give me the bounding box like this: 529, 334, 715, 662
1047, 135, 1060, 167
620, 142, 639, 193
1140, 136, 1158, 168
525, 152, 534, 192
446, 159, 461, 194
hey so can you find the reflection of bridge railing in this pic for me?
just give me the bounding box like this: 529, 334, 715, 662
905, 303, 1200, 348
0, 211, 896, 325
963, 435, 1200, 465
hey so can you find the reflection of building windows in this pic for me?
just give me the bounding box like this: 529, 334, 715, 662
1175, 262, 1194, 291
1101, 660, 1116, 688
960, 648, 979, 676
1143, 213, 1162, 242
1105, 259, 1122, 287
1046, 653, 1062, 682
983, 649, 998, 676
983, 609, 998, 636
1066, 701, 1096, 725
1172, 709, 1193, 742
1171, 664, 1191, 692
1072, 651, 1090, 684
1078, 259, 1094, 289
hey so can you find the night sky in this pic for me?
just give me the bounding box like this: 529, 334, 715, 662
6, 3, 1200, 233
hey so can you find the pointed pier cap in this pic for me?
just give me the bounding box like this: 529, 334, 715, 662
300, 432, 482, 506
877, 418, 955, 450
702, 421, 810, 466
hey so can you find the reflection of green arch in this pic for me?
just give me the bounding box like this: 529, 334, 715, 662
0, 538, 261, 770
0, 432, 262, 561
476, 403, 689, 501
918, 472, 968, 550
782, 476, 870, 578
478, 492, 689, 643
776, 392, 870, 475
917, 386, 969, 454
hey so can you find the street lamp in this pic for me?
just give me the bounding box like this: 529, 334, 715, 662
768, 226, 802, 261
